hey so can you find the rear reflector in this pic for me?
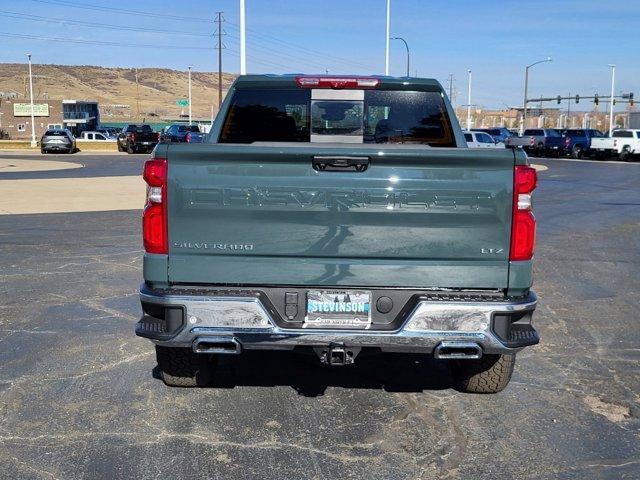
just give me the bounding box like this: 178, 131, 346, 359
295, 76, 379, 89
510, 165, 537, 261
143, 158, 167, 254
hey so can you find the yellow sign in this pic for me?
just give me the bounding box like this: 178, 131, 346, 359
13, 103, 50, 117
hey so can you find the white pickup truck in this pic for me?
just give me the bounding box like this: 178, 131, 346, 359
591, 129, 640, 161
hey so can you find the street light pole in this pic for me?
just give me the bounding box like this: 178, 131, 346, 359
390, 37, 409, 77
385, 0, 390, 75
27, 53, 36, 148
466, 69, 472, 131
608, 64, 616, 136
188, 66, 192, 125
240, 0, 246, 75
522, 57, 552, 135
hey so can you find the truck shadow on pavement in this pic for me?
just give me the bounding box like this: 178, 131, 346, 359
154, 350, 456, 397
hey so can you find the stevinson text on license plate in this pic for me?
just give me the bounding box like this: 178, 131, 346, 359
305, 290, 371, 328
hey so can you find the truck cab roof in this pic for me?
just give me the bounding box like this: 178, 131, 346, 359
233, 74, 445, 91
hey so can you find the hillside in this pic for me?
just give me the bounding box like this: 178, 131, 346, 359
0, 63, 236, 120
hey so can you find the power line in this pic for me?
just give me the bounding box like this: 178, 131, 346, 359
0, 32, 214, 50
225, 22, 377, 72
0, 10, 214, 37
29, 0, 214, 23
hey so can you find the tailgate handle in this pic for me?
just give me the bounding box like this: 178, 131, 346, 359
312, 156, 370, 172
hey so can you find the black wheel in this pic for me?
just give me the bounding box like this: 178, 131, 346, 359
40, 148, 46, 154
155, 346, 216, 387
453, 353, 515, 394
117, 142, 124, 152
127, 143, 135, 154
620, 147, 631, 162
572, 145, 583, 159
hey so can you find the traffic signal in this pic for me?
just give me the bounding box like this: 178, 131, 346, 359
557, 95, 562, 104
630, 93, 635, 107
575, 94, 580, 103
613, 99, 616, 106
594, 93, 599, 105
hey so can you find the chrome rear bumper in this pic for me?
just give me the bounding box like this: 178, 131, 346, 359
136, 286, 538, 356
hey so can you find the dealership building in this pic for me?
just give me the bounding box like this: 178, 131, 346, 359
0, 99, 99, 140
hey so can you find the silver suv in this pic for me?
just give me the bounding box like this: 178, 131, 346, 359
40, 129, 76, 154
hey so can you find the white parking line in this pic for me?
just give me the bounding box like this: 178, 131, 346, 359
531, 164, 548, 172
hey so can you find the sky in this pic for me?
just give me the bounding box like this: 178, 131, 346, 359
1, 0, 638, 109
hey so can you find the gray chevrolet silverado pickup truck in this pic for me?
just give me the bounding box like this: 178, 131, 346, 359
136, 75, 539, 393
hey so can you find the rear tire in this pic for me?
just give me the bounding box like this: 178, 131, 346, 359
155, 346, 216, 387
117, 142, 124, 152
620, 147, 632, 162
453, 353, 515, 394
572, 145, 583, 159
127, 143, 135, 154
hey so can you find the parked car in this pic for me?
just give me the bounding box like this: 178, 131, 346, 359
79, 131, 114, 141
591, 129, 640, 161
160, 124, 204, 143
96, 128, 118, 139
510, 129, 566, 156
464, 131, 505, 148
561, 129, 604, 159
136, 74, 539, 393
117, 124, 159, 154
472, 127, 514, 145
40, 129, 76, 154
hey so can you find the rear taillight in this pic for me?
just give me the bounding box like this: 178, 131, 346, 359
128, 132, 136, 142
295, 76, 380, 89
185, 132, 192, 143
510, 165, 537, 261
529, 136, 535, 146
156, 132, 160, 142
564, 136, 571, 146
143, 158, 167, 254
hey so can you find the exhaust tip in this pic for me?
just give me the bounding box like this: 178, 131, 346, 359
193, 336, 241, 355
434, 341, 482, 360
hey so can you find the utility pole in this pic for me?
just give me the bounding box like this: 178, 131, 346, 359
608, 64, 616, 135
215, 12, 225, 109
239, 0, 246, 75
27, 54, 36, 147
385, 0, 390, 75
27, 53, 38, 148
447, 74, 455, 104
188, 66, 192, 125
134, 68, 140, 122
466, 69, 472, 131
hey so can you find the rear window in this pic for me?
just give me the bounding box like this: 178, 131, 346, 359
612, 130, 633, 138
524, 129, 543, 136
127, 125, 153, 133
464, 133, 472, 142
44, 130, 67, 136
565, 129, 585, 136
219, 88, 455, 147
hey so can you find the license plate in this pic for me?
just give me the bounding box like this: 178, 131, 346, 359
49, 139, 64, 144
142, 142, 151, 145
305, 290, 371, 328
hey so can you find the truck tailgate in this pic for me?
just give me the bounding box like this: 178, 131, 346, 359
166, 143, 515, 288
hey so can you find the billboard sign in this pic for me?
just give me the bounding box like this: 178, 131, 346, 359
13, 103, 50, 117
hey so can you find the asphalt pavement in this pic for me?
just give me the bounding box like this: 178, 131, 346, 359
0, 152, 639, 479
